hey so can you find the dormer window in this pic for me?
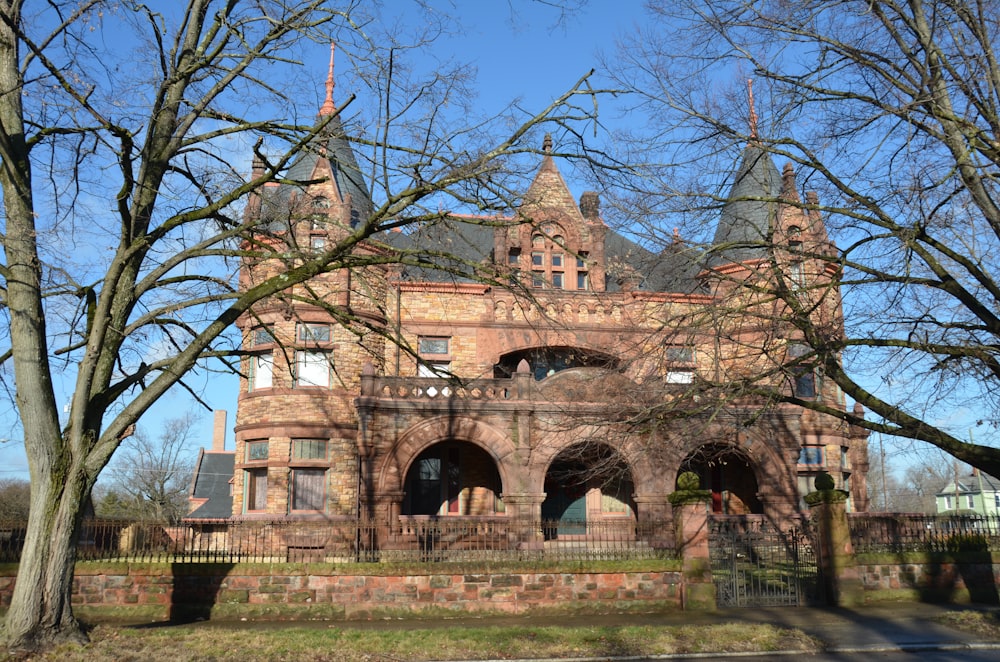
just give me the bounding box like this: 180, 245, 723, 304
522, 224, 590, 291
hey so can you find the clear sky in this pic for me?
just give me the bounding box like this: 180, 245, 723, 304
0, 1, 651, 483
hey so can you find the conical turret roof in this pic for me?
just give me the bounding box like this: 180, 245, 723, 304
708, 143, 782, 267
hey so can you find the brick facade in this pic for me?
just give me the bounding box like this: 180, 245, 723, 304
200, 75, 870, 543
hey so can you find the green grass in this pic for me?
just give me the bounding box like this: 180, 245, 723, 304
3, 620, 820, 661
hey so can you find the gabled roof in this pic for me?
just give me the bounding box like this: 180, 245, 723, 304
708, 143, 783, 267
936, 473, 1000, 496
186, 449, 235, 520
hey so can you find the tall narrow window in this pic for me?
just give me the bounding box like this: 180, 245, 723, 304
246, 468, 268, 512
249, 353, 273, 391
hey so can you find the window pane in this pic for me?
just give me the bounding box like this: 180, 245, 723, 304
418, 337, 449, 354
794, 370, 816, 398
246, 441, 269, 461
296, 351, 330, 387
577, 272, 588, 290
310, 236, 326, 251
532, 271, 544, 287
252, 327, 274, 346
665, 370, 693, 384
508, 248, 520, 265
297, 323, 331, 342
799, 447, 824, 465
552, 273, 563, 289
531, 252, 544, 266
250, 353, 273, 390
666, 346, 694, 363
292, 468, 326, 511
293, 439, 327, 460
551, 253, 563, 267
418, 361, 450, 378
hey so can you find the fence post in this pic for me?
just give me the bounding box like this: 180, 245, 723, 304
806, 473, 864, 607
670, 472, 715, 610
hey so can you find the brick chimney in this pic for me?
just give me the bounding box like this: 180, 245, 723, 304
212, 410, 227, 452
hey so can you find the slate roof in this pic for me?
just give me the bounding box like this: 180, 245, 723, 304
186, 449, 235, 520
381, 216, 704, 294
258, 113, 373, 232
708, 143, 783, 267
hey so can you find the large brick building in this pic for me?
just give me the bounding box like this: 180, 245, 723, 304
196, 67, 870, 535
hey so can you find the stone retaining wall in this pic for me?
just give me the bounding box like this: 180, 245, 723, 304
0, 565, 684, 619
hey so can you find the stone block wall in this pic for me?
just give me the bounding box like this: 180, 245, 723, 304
0, 565, 684, 618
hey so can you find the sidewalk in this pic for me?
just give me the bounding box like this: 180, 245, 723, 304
325, 601, 1000, 658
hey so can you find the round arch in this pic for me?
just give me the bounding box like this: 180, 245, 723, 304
375, 416, 519, 503
677, 442, 763, 514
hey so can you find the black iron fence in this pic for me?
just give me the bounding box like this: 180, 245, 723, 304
0, 516, 674, 564
848, 513, 1000, 554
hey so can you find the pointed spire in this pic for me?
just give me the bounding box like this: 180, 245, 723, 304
747, 79, 759, 142
319, 43, 336, 116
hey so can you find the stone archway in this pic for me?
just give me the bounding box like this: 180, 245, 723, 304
540, 442, 636, 538
375, 415, 520, 517
679, 443, 763, 514
401, 441, 504, 516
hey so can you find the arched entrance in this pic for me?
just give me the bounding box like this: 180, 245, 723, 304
679, 443, 762, 514
541, 443, 635, 537
401, 441, 504, 516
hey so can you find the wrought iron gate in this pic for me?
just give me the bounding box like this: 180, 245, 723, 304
708, 516, 818, 607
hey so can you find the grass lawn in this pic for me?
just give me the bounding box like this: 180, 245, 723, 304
2, 620, 820, 661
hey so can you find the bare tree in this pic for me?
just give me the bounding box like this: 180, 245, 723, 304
598, 0, 1000, 477
0, 1, 606, 650
0, 478, 30, 520
101, 415, 199, 523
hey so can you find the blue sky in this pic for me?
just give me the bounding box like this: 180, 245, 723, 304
2, 1, 982, 487
0, 1, 651, 482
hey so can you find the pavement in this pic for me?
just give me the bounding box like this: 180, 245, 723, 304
321, 601, 1000, 659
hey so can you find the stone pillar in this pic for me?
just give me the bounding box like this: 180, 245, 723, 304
806, 474, 864, 607
503, 493, 546, 550
633, 493, 673, 549
669, 472, 715, 610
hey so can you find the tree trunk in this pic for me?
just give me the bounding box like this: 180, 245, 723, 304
3, 463, 91, 650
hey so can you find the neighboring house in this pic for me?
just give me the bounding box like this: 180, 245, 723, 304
935, 471, 1000, 515
188, 60, 871, 536
186, 411, 235, 520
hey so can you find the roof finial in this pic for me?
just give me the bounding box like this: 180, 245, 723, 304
319, 43, 336, 116
747, 79, 759, 141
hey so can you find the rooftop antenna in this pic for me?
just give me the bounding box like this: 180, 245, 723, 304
319, 43, 336, 116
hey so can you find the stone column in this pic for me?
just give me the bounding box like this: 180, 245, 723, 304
806, 473, 864, 607
503, 492, 546, 550
670, 472, 715, 610
633, 493, 673, 549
